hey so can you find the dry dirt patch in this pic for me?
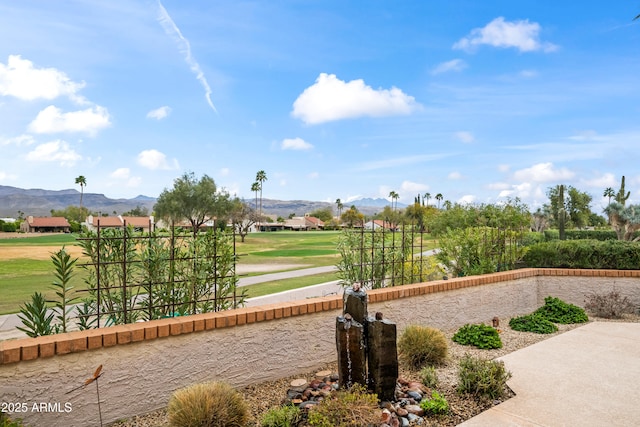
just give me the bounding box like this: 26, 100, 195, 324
0, 245, 84, 260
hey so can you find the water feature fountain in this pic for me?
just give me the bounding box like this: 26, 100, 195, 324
336, 283, 398, 401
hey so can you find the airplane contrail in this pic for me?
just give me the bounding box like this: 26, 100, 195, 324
156, 1, 217, 113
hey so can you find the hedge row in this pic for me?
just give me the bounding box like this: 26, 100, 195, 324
542, 229, 640, 241
523, 239, 640, 269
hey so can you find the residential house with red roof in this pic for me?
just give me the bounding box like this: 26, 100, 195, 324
85, 215, 154, 232
20, 216, 70, 233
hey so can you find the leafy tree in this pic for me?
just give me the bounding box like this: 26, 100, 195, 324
230, 199, 259, 242
545, 185, 593, 230
255, 170, 268, 219
75, 175, 86, 208
428, 199, 530, 236
437, 226, 526, 277
309, 207, 333, 222
341, 205, 364, 228
122, 205, 149, 217
375, 205, 402, 226
154, 172, 232, 236
51, 205, 90, 223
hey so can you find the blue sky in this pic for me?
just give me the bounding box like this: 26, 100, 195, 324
1, 1, 639, 212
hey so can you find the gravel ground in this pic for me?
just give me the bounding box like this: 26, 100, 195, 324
112, 314, 640, 427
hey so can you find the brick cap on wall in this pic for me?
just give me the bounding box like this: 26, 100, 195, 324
2, 268, 639, 364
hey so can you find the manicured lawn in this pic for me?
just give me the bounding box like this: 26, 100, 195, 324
0, 233, 78, 246
242, 272, 339, 298
0, 259, 87, 314
236, 231, 341, 267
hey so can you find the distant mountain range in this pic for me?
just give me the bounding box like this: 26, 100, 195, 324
0, 185, 157, 218
0, 186, 399, 218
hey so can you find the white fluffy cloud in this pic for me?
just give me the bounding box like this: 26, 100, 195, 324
25, 140, 81, 166
448, 171, 463, 180
109, 167, 141, 187
432, 59, 467, 75
512, 162, 574, 183
581, 173, 617, 189
110, 168, 131, 179
458, 195, 476, 204
292, 73, 420, 124
281, 137, 313, 151
454, 17, 558, 53
137, 149, 179, 170
146, 106, 172, 120
400, 180, 429, 195
454, 131, 475, 144
0, 55, 86, 102
28, 105, 111, 136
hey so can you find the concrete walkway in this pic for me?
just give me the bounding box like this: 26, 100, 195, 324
460, 321, 640, 427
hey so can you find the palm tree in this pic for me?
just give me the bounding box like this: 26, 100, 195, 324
603, 187, 615, 206
389, 191, 399, 211
251, 182, 260, 211
255, 170, 267, 219
423, 192, 431, 207
435, 193, 443, 209
75, 175, 86, 209
335, 198, 343, 218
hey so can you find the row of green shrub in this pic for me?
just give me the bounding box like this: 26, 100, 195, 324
541, 229, 640, 241
523, 239, 640, 269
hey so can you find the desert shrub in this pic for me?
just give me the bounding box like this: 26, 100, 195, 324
509, 313, 558, 334
167, 381, 248, 427
398, 325, 448, 368
419, 366, 438, 388
452, 324, 502, 349
534, 296, 588, 324
260, 404, 301, 427
584, 290, 637, 319
523, 240, 640, 270
436, 226, 527, 277
307, 384, 380, 427
457, 355, 512, 399
420, 391, 449, 416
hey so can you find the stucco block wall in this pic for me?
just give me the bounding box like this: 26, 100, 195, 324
1, 269, 639, 427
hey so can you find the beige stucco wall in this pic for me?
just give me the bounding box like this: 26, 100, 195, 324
1, 273, 638, 427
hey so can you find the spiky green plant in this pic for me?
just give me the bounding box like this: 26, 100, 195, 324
17, 292, 54, 337
49, 247, 79, 333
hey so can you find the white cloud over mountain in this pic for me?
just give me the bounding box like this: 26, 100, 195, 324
137, 149, 179, 170
25, 140, 81, 166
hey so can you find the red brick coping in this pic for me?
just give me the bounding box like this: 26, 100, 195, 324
2, 268, 639, 365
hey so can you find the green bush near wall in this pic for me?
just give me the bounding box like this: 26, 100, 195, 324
523, 239, 640, 269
